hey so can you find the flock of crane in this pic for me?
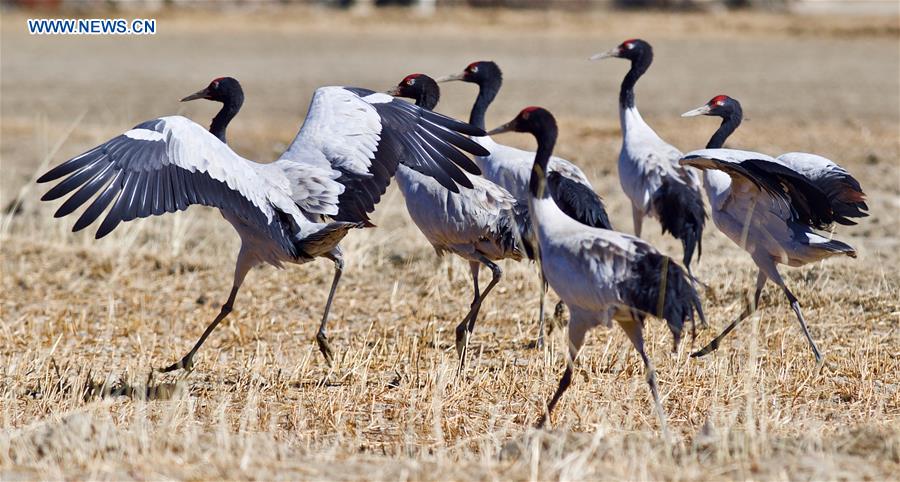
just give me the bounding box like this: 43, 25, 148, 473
36, 38, 868, 430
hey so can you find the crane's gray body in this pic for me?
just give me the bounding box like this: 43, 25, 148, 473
395, 164, 523, 263
472, 136, 593, 206
688, 148, 855, 268
618, 106, 700, 219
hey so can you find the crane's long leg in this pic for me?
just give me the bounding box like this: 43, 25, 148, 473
159, 250, 255, 373
632, 205, 644, 238
456, 256, 502, 370
692, 269, 766, 358
315, 252, 344, 366
764, 264, 823, 363
536, 273, 548, 350
618, 318, 668, 437
455, 261, 480, 362
537, 315, 588, 428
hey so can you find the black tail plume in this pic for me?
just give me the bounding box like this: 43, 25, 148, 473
511, 199, 538, 260
622, 252, 706, 349
652, 180, 706, 269
818, 172, 869, 225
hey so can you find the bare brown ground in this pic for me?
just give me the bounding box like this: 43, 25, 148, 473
1, 7, 899, 480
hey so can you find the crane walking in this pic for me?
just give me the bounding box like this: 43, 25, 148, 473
37, 77, 488, 371
438, 61, 613, 348
591, 39, 706, 278
488, 107, 705, 430
681, 95, 866, 362
387, 74, 528, 367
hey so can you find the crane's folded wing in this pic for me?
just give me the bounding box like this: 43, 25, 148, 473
776, 152, 868, 224
682, 148, 834, 229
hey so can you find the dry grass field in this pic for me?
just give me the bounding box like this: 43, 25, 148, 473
1, 6, 899, 480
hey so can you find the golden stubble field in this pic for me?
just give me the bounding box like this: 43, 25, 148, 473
1, 6, 899, 480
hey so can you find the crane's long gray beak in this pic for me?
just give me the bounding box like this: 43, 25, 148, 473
681, 105, 712, 117
180, 88, 209, 102
384, 86, 402, 96
486, 122, 514, 136
589, 47, 619, 61
435, 72, 465, 83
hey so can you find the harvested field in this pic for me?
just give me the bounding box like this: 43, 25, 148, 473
1, 7, 898, 480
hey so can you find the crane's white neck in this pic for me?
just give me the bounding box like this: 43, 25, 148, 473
620, 105, 664, 148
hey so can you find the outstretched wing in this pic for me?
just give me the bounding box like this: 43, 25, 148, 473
776, 152, 868, 225
279, 86, 488, 224
682, 148, 834, 229
37, 116, 299, 254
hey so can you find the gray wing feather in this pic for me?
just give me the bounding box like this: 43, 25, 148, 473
37, 116, 298, 255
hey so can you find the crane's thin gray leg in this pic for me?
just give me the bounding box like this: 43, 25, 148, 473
536, 272, 548, 350
537, 315, 588, 428
159, 250, 254, 373
455, 261, 480, 362
692, 269, 766, 358
765, 265, 822, 363
618, 319, 669, 438
456, 256, 502, 370
632, 205, 644, 238
316, 252, 344, 366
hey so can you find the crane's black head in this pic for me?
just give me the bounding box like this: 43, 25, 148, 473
681, 94, 743, 120
437, 61, 502, 87
591, 38, 653, 64
682, 95, 744, 149
487, 106, 557, 139
181, 77, 244, 106
488, 107, 559, 199
386, 73, 440, 111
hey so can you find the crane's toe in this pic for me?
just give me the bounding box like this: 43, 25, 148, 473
455, 323, 469, 360
690, 339, 719, 358
158, 355, 194, 373
316, 332, 335, 366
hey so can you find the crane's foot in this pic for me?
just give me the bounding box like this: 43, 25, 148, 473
316, 332, 335, 366
535, 412, 550, 429
158, 354, 194, 373
690, 338, 719, 358
454, 322, 469, 359
553, 301, 567, 329
813, 350, 824, 366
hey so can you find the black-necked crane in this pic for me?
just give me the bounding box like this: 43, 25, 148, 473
591, 39, 707, 278
37, 77, 488, 372
681, 94, 867, 362
387, 73, 527, 367
488, 107, 705, 431
438, 60, 613, 348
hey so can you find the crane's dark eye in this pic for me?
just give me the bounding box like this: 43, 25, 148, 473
211, 81, 219, 89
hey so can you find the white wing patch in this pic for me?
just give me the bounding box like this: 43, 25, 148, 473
362, 92, 393, 104
158, 116, 301, 223
124, 129, 165, 142
280, 87, 383, 176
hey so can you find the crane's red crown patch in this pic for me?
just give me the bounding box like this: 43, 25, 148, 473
402, 73, 423, 84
